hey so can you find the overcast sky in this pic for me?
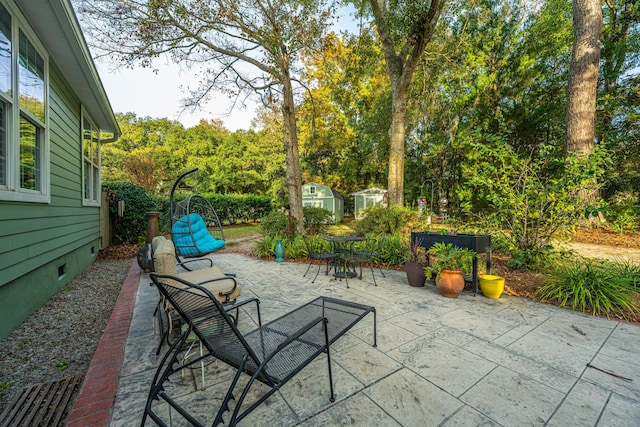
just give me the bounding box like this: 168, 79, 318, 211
93, 6, 359, 132
96, 61, 258, 131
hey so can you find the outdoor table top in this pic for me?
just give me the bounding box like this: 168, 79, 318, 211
286, 296, 376, 346
322, 235, 366, 244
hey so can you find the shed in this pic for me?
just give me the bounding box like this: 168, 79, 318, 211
354, 187, 388, 219
301, 182, 344, 223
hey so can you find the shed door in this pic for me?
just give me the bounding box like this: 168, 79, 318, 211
364, 195, 383, 209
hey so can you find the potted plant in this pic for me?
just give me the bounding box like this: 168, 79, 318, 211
405, 239, 427, 287
426, 242, 477, 298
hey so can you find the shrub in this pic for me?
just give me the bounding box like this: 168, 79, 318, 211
379, 234, 411, 267
104, 182, 156, 244
607, 191, 640, 232
260, 210, 289, 237
303, 206, 333, 235
353, 206, 414, 236
537, 257, 640, 320
255, 235, 305, 259
460, 140, 609, 268
256, 235, 277, 258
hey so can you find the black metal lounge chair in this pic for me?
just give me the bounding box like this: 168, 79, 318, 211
145, 274, 376, 427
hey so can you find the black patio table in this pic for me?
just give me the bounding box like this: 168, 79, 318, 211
322, 235, 366, 279
280, 296, 377, 347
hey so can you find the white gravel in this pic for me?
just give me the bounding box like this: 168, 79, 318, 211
0, 257, 133, 410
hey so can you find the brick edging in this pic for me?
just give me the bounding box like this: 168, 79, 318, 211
66, 260, 142, 427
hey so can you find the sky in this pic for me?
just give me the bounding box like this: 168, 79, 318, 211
96, 61, 258, 132
93, 7, 359, 132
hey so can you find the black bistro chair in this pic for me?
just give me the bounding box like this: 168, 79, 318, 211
302, 235, 336, 283
352, 236, 386, 286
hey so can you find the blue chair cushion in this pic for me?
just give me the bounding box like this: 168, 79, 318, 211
172, 213, 225, 256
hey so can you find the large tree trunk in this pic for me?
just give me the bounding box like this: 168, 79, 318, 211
566, 0, 602, 156
388, 82, 409, 206
282, 78, 305, 234
370, 0, 444, 207
566, 0, 602, 211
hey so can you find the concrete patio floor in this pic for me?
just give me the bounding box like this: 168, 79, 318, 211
82, 254, 640, 426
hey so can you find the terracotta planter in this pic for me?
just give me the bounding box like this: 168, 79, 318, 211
405, 261, 426, 287
436, 269, 465, 298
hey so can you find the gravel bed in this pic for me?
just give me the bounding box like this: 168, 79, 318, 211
0, 257, 133, 410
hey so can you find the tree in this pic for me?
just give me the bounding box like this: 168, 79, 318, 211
565, 0, 602, 157
565, 0, 603, 211
367, 0, 446, 206
77, 0, 336, 233
298, 32, 390, 194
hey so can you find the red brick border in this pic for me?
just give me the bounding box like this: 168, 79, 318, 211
67, 261, 141, 427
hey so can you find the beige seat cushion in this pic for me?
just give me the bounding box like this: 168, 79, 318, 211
152, 236, 240, 303
152, 235, 167, 253
153, 238, 178, 276
178, 266, 241, 303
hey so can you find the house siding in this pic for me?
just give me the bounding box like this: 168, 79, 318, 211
0, 61, 100, 339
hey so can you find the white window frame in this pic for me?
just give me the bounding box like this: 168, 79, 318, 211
303, 200, 323, 208
0, 0, 50, 203
309, 185, 316, 195
82, 108, 101, 206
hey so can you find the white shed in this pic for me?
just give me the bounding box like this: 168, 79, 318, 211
353, 187, 388, 220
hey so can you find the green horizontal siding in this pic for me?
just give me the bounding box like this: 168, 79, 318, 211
0, 61, 104, 338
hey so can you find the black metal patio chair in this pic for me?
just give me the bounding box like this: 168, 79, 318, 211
352, 236, 386, 286
302, 235, 336, 283
145, 273, 376, 427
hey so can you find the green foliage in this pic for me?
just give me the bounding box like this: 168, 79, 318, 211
377, 235, 408, 267
352, 206, 414, 236
0, 381, 10, 397
607, 191, 640, 232
284, 236, 307, 259
303, 206, 333, 235
255, 235, 277, 258
104, 182, 156, 244
537, 257, 640, 320
427, 242, 477, 275
260, 211, 289, 238
255, 235, 306, 259
460, 140, 609, 267
153, 192, 272, 230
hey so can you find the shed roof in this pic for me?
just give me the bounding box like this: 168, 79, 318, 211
353, 187, 388, 195
303, 182, 344, 200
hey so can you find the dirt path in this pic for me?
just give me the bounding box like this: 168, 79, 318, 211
564, 242, 640, 262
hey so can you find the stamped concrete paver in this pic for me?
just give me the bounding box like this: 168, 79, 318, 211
103, 253, 640, 426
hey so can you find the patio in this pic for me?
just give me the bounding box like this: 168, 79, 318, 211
71, 253, 640, 426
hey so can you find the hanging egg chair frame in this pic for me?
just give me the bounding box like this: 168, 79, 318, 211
169, 168, 225, 261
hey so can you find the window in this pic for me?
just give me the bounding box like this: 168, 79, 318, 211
309, 185, 316, 195
303, 200, 323, 208
0, 1, 49, 202
0, 4, 11, 188
0, 101, 6, 186
82, 112, 100, 205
